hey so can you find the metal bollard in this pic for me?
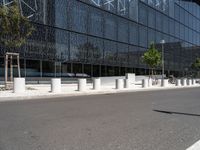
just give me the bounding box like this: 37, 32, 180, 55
93, 78, 101, 90
78, 79, 86, 92
116, 79, 124, 89
51, 78, 61, 93
14, 78, 25, 93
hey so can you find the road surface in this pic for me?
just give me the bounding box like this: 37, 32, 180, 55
0, 88, 200, 150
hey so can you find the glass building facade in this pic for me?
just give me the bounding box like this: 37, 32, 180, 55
0, 0, 200, 78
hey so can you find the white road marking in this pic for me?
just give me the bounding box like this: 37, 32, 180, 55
186, 140, 200, 150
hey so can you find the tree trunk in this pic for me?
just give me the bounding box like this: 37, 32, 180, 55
149, 68, 151, 79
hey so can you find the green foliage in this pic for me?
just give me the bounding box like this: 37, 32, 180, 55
0, 0, 34, 48
142, 42, 161, 70
191, 58, 200, 71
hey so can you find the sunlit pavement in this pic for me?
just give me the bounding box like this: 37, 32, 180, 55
0, 82, 199, 102
0, 87, 200, 150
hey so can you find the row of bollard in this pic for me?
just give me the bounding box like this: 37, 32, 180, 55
178, 78, 196, 86
53, 78, 132, 92
13, 77, 131, 93
115, 79, 131, 89
142, 78, 197, 88
78, 78, 101, 92
13, 78, 102, 93
12, 77, 199, 94
52, 78, 102, 93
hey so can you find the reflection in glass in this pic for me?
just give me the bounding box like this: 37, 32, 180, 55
42, 61, 55, 77
26, 60, 41, 77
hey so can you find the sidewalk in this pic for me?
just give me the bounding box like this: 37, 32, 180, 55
0, 82, 199, 102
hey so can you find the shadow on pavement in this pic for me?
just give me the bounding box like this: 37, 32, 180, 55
153, 109, 200, 117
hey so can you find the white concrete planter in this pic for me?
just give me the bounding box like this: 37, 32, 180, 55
124, 79, 130, 88
176, 79, 181, 86
116, 79, 124, 90
78, 79, 87, 92
142, 79, 148, 88
51, 78, 61, 93
13, 78, 25, 93
161, 79, 168, 87
93, 78, 101, 90
148, 78, 152, 87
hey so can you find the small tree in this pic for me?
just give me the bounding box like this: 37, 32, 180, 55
191, 57, 200, 77
0, 0, 34, 49
0, 1, 34, 88
141, 42, 161, 78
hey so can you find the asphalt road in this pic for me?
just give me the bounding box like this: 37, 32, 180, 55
0, 88, 200, 150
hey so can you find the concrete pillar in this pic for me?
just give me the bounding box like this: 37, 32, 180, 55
188, 79, 192, 86
192, 79, 196, 85
142, 79, 148, 88
93, 78, 101, 90
157, 79, 162, 86
116, 79, 124, 90
148, 78, 152, 87
51, 78, 61, 93
176, 79, 181, 86
197, 79, 200, 85
78, 79, 86, 92
13, 78, 25, 93
194, 79, 197, 85
182, 78, 187, 86
161, 79, 168, 87
124, 79, 130, 88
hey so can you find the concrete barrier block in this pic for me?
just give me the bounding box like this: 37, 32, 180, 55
14, 78, 25, 93
51, 78, 61, 93
125, 73, 135, 83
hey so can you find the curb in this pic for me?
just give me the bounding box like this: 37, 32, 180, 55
0, 85, 199, 103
